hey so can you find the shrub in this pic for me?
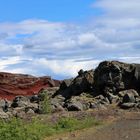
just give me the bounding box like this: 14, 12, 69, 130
40, 92, 52, 114
38, 90, 52, 114
0, 118, 45, 140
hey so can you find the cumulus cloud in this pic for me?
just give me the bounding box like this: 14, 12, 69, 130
0, 0, 140, 78
93, 0, 140, 18
0, 56, 21, 71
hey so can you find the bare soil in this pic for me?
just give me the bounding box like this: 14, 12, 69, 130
46, 108, 140, 140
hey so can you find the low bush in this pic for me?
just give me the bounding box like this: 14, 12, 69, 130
39, 91, 52, 114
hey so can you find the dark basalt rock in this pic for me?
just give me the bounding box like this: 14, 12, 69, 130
54, 60, 140, 111
54, 69, 94, 99
94, 61, 140, 96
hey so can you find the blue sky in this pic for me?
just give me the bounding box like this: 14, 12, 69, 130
0, 0, 140, 79
0, 0, 99, 22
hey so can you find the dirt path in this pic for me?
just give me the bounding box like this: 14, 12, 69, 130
70, 118, 140, 140
46, 111, 140, 140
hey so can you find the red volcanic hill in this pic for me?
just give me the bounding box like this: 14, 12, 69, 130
0, 72, 60, 100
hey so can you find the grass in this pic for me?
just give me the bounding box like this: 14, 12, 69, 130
0, 116, 101, 140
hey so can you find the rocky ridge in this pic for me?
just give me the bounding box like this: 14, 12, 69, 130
0, 60, 140, 119
52, 60, 140, 112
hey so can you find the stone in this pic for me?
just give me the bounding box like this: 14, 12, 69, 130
118, 89, 139, 97
11, 96, 30, 108
65, 99, 84, 111
106, 93, 119, 104
136, 103, 140, 109
30, 95, 40, 103
54, 69, 94, 98
94, 61, 140, 95
90, 102, 107, 110
51, 104, 65, 113
26, 108, 35, 114
122, 93, 135, 103
0, 99, 9, 112
0, 108, 9, 119
60, 78, 73, 90
120, 103, 136, 109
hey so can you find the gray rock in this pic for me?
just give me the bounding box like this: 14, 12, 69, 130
120, 103, 136, 109
0, 99, 9, 112
118, 89, 139, 97
94, 61, 140, 95
11, 96, 30, 108
51, 104, 65, 113
65, 99, 84, 111
136, 103, 140, 109
135, 97, 140, 103
90, 102, 107, 110
107, 93, 119, 104
122, 93, 135, 103
26, 108, 35, 114
30, 95, 39, 103
55, 69, 94, 98
60, 78, 73, 90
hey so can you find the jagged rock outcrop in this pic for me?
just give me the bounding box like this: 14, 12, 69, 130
0, 72, 60, 100
94, 61, 140, 95
0, 60, 140, 119
54, 69, 94, 99
53, 61, 140, 111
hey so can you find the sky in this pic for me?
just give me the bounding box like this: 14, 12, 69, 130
0, 0, 140, 79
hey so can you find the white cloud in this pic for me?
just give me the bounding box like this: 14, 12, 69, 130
0, 56, 21, 70
93, 0, 140, 18
0, 1, 140, 78
31, 58, 100, 77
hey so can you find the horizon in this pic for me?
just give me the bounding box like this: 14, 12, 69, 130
0, 0, 140, 79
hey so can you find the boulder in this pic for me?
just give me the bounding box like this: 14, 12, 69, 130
65, 100, 84, 111
59, 78, 73, 90
120, 103, 136, 109
118, 89, 139, 98
94, 61, 140, 95
0, 99, 9, 112
107, 93, 119, 104
0, 108, 9, 119
122, 93, 136, 103
55, 69, 94, 99
11, 96, 30, 108
90, 102, 107, 110
26, 108, 35, 115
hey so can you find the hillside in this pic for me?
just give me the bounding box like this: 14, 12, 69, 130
0, 72, 60, 100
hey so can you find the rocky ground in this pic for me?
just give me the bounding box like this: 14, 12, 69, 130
46, 110, 140, 140
0, 60, 140, 119
0, 60, 139, 139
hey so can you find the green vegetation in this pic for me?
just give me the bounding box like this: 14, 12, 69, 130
41, 95, 52, 114
39, 90, 52, 114
0, 116, 101, 140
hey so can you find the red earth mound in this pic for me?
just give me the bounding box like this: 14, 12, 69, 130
0, 72, 60, 100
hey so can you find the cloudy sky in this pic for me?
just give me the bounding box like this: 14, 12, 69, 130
0, 0, 140, 79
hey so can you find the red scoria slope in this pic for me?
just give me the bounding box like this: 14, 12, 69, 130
0, 72, 60, 100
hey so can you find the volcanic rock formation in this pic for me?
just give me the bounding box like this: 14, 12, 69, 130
0, 72, 60, 100
0, 60, 140, 119
53, 61, 140, 111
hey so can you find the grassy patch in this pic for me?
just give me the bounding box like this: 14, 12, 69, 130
0, 116, 101, 140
